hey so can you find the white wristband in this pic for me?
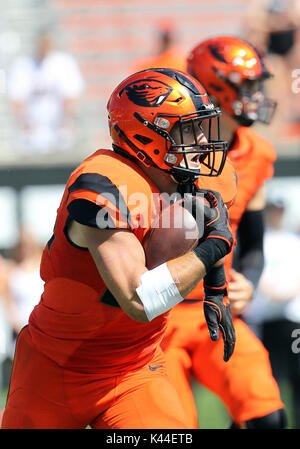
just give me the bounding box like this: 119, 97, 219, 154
136, 263, 184, 321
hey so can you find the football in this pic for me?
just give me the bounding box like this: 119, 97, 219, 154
143, 199, 200, 270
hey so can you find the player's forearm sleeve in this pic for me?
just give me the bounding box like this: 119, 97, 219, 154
237, 209, 264, 290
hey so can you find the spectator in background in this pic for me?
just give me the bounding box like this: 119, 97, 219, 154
0, 256, 7, 298
2, 228, 44, 342
245, 0, 300, 139
133, 19, 186, 72
246, 0, 300, 59
244, 199, 300, 428
0, 229, 43, 419
7, 31, 84, 155
0, 255, 12, 425
0, 254, 11, 361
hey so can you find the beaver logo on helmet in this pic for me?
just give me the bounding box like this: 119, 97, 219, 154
120, 79, 173, 107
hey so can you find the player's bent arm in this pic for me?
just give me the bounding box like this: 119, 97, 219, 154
166, 252, 206, 297
73, 221, 207, 323
75, 223, 148, 322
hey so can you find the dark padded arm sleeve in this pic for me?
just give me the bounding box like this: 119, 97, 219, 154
233, 209, 265, 290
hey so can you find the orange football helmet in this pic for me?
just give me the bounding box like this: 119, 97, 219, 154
107, 68, 228, 183
187, 35, 277, 126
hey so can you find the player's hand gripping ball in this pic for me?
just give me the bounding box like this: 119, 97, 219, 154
143, 195, 208, 269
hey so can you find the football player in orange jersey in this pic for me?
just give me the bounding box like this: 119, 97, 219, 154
161, 36, 287, 429
2, 68, 236, 429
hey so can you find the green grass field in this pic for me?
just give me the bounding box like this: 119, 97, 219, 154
193, 379, 296, 429
192, 382, 231, 428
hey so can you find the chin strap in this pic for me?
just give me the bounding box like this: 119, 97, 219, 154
176, 181, 197, 196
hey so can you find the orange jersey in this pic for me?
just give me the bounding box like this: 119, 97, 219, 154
186, 127, 276, 299
28, 149, 237, 373
185, 155, 237, 300
224, 126, 276, 276
227, 126, 276, 232
29, 149, 167, 375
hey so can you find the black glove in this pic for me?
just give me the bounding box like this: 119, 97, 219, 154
198, 189, 233, 243
183, 189, 234, 272
203, 264, 236, 362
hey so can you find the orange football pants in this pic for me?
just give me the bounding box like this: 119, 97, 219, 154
2, 327, 189, 429
161, 302, 284, 428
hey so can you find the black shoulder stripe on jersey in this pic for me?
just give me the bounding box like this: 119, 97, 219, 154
67, 199, 117, 229
68, 173, 132, 228
99, 289, 120, 308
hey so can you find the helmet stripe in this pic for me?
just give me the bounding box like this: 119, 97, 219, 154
151, 68, 208, 110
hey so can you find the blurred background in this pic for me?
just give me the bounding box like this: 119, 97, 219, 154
0, 0, 300, 428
